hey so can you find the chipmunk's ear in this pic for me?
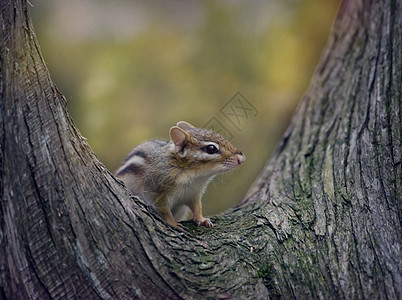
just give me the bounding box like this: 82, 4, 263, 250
169, 126, 191, 149
176, 121, 195, 131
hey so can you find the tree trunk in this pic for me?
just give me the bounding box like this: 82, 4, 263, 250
0, 0, 400, 299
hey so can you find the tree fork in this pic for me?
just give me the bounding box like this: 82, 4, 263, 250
0, 0, 401, 299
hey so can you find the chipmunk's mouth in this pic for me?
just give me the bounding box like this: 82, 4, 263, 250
220, 153, 246, 172
236, 153, 246, 165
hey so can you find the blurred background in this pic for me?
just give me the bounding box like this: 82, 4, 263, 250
30, 0, 340, 216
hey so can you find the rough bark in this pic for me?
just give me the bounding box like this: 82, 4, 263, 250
0, 0, 400, 299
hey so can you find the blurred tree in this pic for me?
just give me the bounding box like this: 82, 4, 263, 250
1, 0, 400, 299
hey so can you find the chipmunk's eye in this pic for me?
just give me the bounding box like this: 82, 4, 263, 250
202, 144, 220, 155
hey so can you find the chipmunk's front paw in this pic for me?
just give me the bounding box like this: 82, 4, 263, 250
194, 218, 213, 228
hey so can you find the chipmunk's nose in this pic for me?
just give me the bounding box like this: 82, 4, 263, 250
236, 151, 246, 165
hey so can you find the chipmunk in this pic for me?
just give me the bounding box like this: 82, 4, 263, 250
115, 121, 245, 229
